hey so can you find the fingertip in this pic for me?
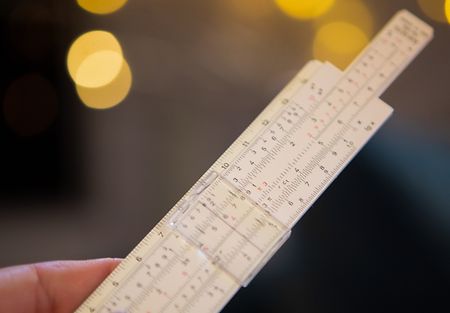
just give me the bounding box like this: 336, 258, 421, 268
89, 257, 122, 273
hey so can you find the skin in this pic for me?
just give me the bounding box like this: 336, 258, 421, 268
0, 258, 121, 313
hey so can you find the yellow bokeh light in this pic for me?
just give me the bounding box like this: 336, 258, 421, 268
417, 0, 447, 23
445, 0, 450, 23
314, 0, 374, 37
77, 0, 128, 15
76, 59, 132, 110
75, 50, 123, 88
275, 0, 335, 20
313, 21, 368, 69
67, 30, 123, 88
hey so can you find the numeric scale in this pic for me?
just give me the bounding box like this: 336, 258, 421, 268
76, 10, 433, 313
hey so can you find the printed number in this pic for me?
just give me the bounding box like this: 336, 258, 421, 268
221, 163, 229, 169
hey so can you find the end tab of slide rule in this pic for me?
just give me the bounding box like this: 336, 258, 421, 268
346, 9, 433, 97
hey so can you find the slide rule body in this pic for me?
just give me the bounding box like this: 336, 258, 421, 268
76, 10, 433, 313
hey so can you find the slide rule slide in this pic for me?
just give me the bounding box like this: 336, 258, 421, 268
76, 10, 433, 313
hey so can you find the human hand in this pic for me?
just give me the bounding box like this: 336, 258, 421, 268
0, 258, 121, 313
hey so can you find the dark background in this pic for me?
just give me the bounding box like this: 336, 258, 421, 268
0, 0, 449, 312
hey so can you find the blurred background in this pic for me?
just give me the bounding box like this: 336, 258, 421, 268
0, 0, 449, 312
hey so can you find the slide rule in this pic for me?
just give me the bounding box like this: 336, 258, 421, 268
76, 10, 433, 313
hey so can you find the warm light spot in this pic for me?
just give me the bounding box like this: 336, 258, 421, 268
75, 50, 123, 88
67, 31, 123, 88
275, 0, 335, 20
314, 0, 374, 37
3, 74, 58, 136
77, 0, 128, 15
313, 22, 368, 69
445, 0, 450, 23
417, 0, 447, 23
76, 59, 132, 110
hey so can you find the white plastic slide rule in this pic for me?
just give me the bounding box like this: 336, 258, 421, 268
76, 10, 433, 313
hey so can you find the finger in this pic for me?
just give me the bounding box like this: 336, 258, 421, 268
36, 258, 122, 313
0, 258, 121, 313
